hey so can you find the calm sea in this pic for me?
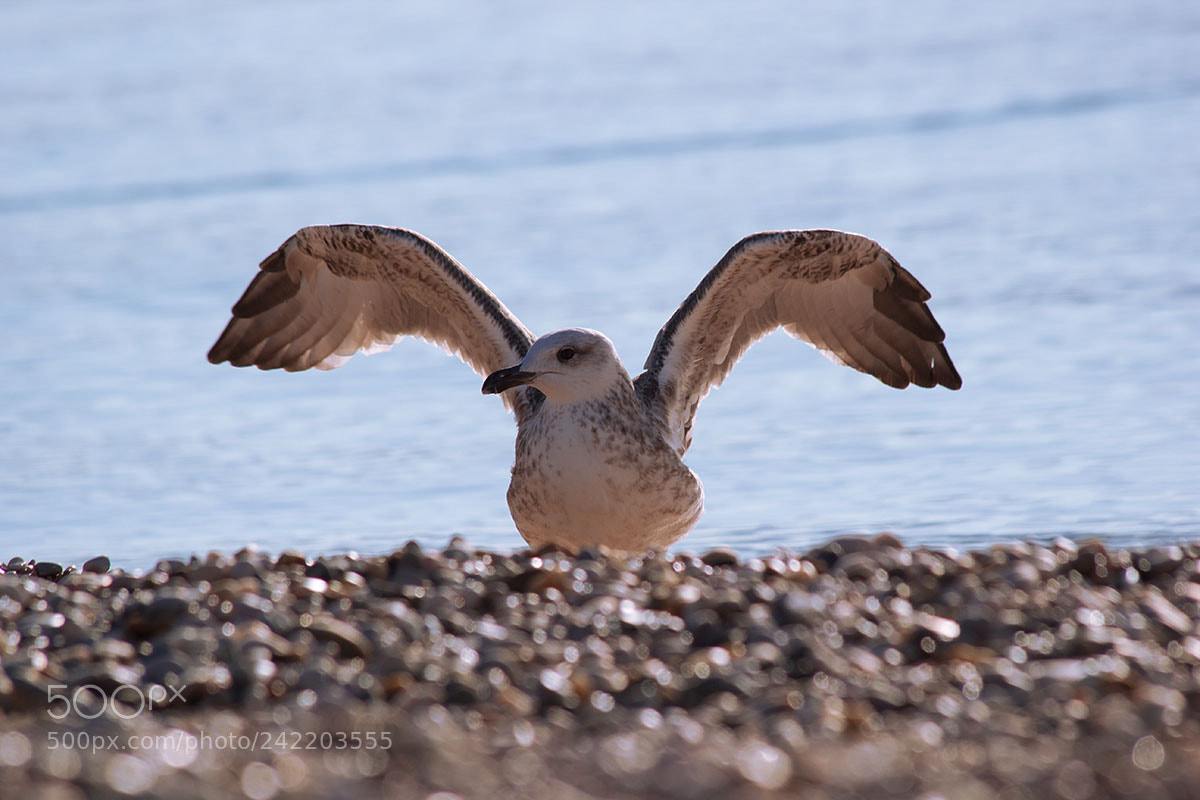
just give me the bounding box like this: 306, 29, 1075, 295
2, 1, 1198, 567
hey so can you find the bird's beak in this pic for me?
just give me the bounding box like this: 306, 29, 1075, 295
482, 365, 537, 395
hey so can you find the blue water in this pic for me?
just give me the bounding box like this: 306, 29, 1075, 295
2, 1, 1198, 568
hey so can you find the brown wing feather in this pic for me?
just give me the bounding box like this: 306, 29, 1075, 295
636, 230, 960, 453
208, 225, 537, 417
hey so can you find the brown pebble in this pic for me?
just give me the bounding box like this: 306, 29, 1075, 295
275, 551, 309, 569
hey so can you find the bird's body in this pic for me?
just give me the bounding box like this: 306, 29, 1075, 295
209, 225, 961, 552
507, 369, 704, 551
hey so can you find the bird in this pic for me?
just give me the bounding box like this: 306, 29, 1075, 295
208, 224, 961, 552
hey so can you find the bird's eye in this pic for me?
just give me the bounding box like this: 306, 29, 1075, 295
557, 347, 576, 363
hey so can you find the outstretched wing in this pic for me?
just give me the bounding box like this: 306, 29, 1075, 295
208, 224, 538, 417
634, 230, 961, 454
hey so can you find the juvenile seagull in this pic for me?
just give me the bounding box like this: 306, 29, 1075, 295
208, 225, 961, 552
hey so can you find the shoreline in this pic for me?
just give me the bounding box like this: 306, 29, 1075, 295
2, 535, 1199, 798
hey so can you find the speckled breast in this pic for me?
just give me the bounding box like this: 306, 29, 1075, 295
506, 398, 704, 552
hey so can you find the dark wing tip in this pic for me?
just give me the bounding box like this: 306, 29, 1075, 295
873, 286, 945, 342
206, 326, 249, 366
935, 343, 963, 390
206, 337, 236, 366
206, 317, 237, 365
881, 262, 961, 390
889, 264, 932, 302
258, 244, 290, 272
210, 244, 305, 367
230, 269, 302, 318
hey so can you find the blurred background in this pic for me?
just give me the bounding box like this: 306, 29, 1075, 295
1, 1, 1197, 567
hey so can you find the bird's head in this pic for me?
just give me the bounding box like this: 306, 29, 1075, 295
482, 328, 627, 404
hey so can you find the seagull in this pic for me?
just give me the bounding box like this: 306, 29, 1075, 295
208, 225, 961, 552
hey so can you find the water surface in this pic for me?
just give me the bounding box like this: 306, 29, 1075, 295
2, 1, 1198, 566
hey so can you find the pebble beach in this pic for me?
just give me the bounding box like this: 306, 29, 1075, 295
3, 535, 1200, 799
